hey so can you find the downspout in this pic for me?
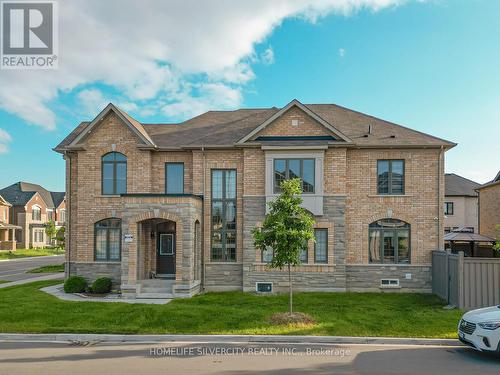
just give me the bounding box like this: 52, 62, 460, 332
201, 147, 206, 291
437, 146, 444, 250
65, 152, 71, 278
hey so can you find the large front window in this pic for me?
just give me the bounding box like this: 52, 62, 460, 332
165, 163, 184, 194
102, 152, 127, 195
377, 160, 404, 195
369, 219, 410, 264
211, 170, 236, 262
94, 218, 121, 261
274, 158, 315, 193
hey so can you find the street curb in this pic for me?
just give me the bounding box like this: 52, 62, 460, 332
0, 333, 462, 346
0, 254, 64, 262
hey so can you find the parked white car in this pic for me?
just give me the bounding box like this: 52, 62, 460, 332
458, 305, 500, 355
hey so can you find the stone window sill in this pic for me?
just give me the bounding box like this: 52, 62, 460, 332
368, 194, 413, 198
379, 285, 402, 289
253, 262, 335, 267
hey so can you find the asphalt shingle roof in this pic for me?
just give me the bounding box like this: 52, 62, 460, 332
445, 174, 481, 197
55, 102, 456, 151
0, 182, 65, 208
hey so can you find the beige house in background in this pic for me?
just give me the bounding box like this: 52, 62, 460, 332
0, 194, 21, 250
477, 171, 500, 239
55, 99, 456, 299
444, 173, 480, 233
0, 182, 66, 249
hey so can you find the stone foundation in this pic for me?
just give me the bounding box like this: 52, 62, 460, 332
346, 264, 432, 292
68, 262, 121, 286
204, 263, 243, 291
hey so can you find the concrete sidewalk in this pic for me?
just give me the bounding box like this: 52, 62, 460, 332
0, 273, 63, 289
0, 333, 461, 346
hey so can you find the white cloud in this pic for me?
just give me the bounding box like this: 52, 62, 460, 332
0, 0, 409, 129
339, 48, 346, 57
261, 47, 275, 65
0, 128, 12, 154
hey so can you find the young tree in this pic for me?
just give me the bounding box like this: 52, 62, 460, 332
252, 178, 315, 314
56, 226, 66, 249
45, 220, 56, 247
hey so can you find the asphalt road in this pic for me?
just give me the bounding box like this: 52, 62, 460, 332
0, 255, 65, 282
0, 341, 497, 375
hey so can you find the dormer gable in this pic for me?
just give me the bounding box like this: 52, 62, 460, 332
237, 99, 352, 145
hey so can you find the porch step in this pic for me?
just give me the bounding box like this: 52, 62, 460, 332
139, 279, 175, 287
140, 286, 173, 294
136, 292, 174, 299
138, 279, 174, 296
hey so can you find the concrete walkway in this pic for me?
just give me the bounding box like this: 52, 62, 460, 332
40, 283, 171, 305
0, 273, 63, 289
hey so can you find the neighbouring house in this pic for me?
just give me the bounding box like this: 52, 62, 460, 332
444, 173, 480, 233
0, 193, 21, 250
54, 100, 456, 298
0, 182, 66, 249
476, 170, 500, 240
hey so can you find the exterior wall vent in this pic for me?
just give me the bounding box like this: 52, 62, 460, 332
291, 119, 299, 126
256, 282, 273, 293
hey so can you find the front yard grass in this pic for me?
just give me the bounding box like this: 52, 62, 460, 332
0, 280, 462, 338
0, 248, 65, 260
28, 264, 65, 273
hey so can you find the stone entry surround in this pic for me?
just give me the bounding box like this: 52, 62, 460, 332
68, 195, 202, 299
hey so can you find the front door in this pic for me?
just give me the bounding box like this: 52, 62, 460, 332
157, 232, 175, 277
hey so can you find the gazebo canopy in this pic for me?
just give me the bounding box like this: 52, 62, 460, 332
444, 231, 495, 242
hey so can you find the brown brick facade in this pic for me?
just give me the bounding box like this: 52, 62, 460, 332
61, 104, 449, 297
478, 184, 500, 239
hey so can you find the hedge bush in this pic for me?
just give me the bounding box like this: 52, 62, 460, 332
90, 277, 112, 294
63, 276, 87, 293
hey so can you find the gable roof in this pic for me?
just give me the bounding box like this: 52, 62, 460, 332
237, 99, 353, 144
0, 182, 65, 208
62, 103, 156, 150
55, 100, 456, 152
445, 173, 481, 197
50, 192, 66, 208
0, 194, 11, 207
476, 170, 500, 190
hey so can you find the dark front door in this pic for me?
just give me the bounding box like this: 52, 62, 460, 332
157, 232, 175, 276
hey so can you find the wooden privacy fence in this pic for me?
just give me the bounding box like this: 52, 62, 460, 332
432, 251, 500, 310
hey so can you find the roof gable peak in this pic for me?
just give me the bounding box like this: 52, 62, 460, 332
67, 103, 155, 149
237, 99, 352, 144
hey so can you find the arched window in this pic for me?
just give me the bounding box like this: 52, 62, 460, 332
102, 152, 127, 195
94, 218, 121, 261
369, 219, 410, 264
32, 205, 41, 221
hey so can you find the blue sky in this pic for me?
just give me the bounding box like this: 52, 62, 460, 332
0, 0, 498, 192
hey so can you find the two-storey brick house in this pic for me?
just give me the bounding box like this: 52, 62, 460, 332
54, 100, 455, 298
0, 182, 66, 248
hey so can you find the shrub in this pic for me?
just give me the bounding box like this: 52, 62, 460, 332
90, 277, 112, 294
63, 276, 87, 293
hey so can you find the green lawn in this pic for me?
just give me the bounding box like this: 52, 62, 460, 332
0, 280, 8, 284
28, 264, 65, 273
0, 248, 65, 260
0, 280, 462, 337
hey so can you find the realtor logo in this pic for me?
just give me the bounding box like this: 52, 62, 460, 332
1, 1, 58, 69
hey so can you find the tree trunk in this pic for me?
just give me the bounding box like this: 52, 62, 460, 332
288, 263, 292, 315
